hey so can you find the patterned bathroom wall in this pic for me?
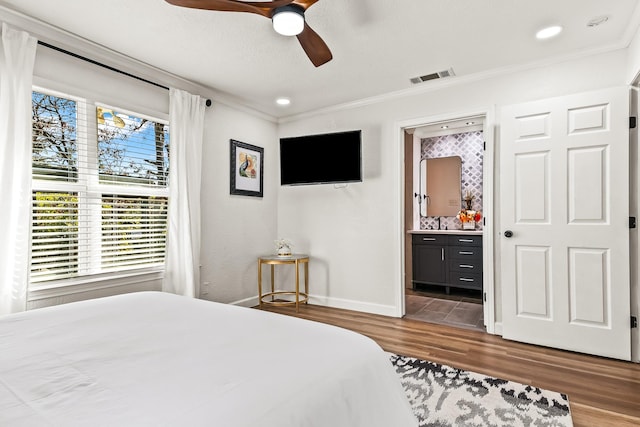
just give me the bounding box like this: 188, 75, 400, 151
419, 131, 484, 231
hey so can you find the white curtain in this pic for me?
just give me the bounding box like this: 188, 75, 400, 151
162, 88, 206, 297
0, 24, 37, 316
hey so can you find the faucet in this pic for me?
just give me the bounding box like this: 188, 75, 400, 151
437, 217, 441, 230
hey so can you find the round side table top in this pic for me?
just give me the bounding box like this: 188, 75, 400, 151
259, 254, 309, 262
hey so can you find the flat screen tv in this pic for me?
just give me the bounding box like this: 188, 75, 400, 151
279, 130, 362, 186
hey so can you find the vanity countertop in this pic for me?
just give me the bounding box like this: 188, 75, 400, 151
408, 229, 483, 236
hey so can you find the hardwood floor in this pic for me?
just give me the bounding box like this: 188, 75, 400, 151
256, 303, 640, 427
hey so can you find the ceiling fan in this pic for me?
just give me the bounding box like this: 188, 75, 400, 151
164, 0, 332, 67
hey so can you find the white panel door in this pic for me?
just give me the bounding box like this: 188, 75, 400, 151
500, 87, 631, 360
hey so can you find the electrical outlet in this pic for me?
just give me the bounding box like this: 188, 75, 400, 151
201, 281, 210, 295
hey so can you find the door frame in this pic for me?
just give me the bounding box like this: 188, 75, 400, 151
394, 107, 497, 334
632, 82, 640, 363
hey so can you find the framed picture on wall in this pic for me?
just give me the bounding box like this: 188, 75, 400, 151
230, 139, 264, 197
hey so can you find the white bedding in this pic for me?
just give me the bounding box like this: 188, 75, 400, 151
0, 291, 417, 426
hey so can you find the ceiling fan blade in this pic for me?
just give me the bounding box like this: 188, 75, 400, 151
296, 22, 332, 67
165, 0, 321, 17
166, 0, 331, 66
164, 0, 282, 17
239, 0, 320, 14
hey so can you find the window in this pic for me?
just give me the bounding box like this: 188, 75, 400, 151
31, 89, 169, 285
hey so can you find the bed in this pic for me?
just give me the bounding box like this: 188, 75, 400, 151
0, 291, 417, 426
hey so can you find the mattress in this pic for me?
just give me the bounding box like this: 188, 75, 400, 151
0, 291, 417, 426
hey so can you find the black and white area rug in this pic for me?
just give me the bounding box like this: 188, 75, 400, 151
389, 353, 573, 427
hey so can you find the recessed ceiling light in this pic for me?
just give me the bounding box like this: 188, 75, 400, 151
276, 97, 291, 106
536, 25, 563, 40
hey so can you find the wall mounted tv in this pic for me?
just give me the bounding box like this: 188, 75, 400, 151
279, 130, 362, 186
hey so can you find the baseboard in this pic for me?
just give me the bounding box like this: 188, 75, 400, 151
231, 294, 398, 317
230, 295, 260, 308
308, 294, 399, 317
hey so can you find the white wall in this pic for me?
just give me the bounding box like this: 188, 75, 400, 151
199, 104, 278, 306
32, 44, 169, 119
277, 49, 630, 321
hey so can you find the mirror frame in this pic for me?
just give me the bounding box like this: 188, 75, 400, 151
420, 155, 462, 217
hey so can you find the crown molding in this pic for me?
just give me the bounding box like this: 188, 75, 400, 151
278, 42, 629, 124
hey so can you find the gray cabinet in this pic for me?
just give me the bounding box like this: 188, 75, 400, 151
412, 234, 447, 285
412, 233, 482, 293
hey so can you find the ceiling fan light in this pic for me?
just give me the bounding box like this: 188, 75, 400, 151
273, 5, 305, 36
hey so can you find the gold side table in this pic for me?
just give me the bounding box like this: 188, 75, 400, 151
258, 254, 309, 312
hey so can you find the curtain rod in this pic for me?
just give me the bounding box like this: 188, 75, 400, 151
37, 40, 212, 107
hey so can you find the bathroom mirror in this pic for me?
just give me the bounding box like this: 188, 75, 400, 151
420, 156, 462, 217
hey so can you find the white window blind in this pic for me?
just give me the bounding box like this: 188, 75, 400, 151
31, 90, 169, 284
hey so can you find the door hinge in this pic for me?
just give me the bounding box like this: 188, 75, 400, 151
632, 316, 638, 329
631, 116, 637, 129
630, 217, 637, 229
483, 292, 487, 302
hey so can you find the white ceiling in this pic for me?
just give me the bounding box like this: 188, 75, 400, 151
1, 0, 639, 119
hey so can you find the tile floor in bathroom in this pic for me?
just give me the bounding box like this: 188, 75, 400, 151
405, 285, 485, 332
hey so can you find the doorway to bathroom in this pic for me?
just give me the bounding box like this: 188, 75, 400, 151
401, 112, 494, 333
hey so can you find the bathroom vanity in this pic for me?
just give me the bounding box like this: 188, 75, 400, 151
410, 230, 482, 294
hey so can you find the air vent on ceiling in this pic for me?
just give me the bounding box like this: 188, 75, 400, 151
410, 68, 455, 84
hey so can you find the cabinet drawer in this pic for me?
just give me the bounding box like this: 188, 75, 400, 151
412, 234, 448, 246
450, 259, 482, 273
449, 272, 483, 290
448, 235, 482, 247
449, 246, 482, 261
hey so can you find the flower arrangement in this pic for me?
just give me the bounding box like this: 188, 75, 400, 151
274, 238, 293, 257
457, 190, 481, 229
457, 210, 482, 224
457, 209, 482, 230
